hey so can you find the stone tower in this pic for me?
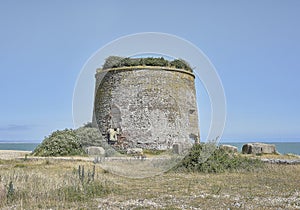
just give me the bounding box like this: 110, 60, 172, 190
93, 60, 200, 150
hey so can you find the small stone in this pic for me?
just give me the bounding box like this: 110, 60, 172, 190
126, 148, 143, 155
219, 144, 238, 153
85, 146, 105, 156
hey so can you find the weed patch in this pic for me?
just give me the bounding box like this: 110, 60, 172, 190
174, 143, 264, 173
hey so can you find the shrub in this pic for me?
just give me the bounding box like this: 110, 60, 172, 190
75, 126, 116, 157
143, 57, 169, 67
32, 129, 85, 157
169, 59, 193, 72
119, 57, 140, 67
102, 56, 192, 71
174, 143, 264, 173
102, 56, 124, 69
82, 122, 93, 128
75, 127, 103, 148
32, 125, 118, 157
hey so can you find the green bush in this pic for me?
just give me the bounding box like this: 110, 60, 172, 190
169, 59, 193, 72
102, 56, 192, 72
32, 129, 85, 157
119, 57, 140, 67
102, 56, 124, 69
75, 127, 103, 148
75, 126, 116, 157
33, 124, 118, 157
174, 143, 264, 173
143, 57, 169, 67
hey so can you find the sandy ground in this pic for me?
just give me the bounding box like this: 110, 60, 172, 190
0, 150, 31, 160
0, 150, 94, 161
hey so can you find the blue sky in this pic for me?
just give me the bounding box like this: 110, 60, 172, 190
0, 0, 299, 142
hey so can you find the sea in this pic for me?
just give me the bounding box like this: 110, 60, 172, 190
0, 142, 39, 152
0, 141, 300, 155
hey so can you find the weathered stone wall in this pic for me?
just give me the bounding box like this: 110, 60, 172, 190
93, 66, 200, 150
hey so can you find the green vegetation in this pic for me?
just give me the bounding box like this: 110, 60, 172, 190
102, 56, 124, 69
102, 56, 193, 72
32, 124, 118, 157
170, 59, 192, 71
32, 129, 85, 157
6, 181, 14, 203
75, 125, 116, 157
75, 126, 103, 148
174, 143, 264, 173
143, 149, 166, 156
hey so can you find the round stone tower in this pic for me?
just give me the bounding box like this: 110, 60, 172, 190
93, 65, 200, 150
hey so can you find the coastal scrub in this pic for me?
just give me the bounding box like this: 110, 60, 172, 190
174, 143, 264, 173
32, 129, 85, 157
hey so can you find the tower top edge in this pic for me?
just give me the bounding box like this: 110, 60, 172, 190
96, 66, 195, 78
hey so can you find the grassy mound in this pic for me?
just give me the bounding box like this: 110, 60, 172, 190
174, 143, 264, 173
32, 129, 85, 157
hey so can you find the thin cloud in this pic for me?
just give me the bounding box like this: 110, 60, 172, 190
0, 124, 32, 131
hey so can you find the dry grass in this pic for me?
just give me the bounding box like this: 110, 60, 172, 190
0, 157, 299, 209
0, 159, 115, 209
100, 164, 300, 209
242, 153, 300, 160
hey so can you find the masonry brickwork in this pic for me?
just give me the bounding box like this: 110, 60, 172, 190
93, 66, 200, 150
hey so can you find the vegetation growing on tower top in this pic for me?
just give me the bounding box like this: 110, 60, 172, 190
102, 56, 193, 72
